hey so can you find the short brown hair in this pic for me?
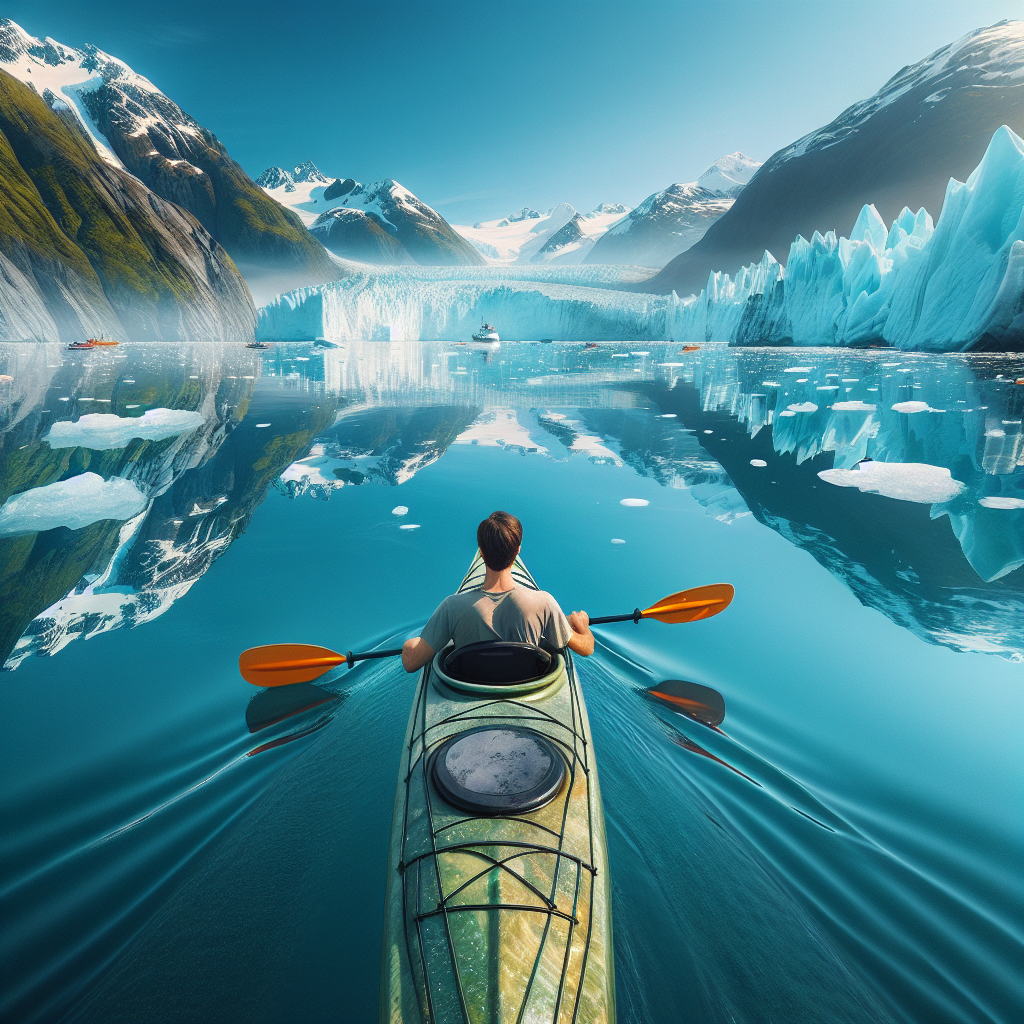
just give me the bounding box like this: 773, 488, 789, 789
477, 511, 522, 571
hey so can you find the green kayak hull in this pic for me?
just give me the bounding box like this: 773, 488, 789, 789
379, 553, 615, 1023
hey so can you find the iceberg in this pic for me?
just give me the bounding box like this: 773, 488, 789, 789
668, 126, 1024, 351
0, 473, 148, 537
818, 462, 966, 503
44, 409, 205, 450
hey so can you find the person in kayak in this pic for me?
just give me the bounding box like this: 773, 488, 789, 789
401, 510, 594, 672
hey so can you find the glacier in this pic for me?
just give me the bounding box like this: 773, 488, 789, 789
669, 125, 1024, 350
258, 127, 1023, 352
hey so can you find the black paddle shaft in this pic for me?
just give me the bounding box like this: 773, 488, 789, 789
346, 647, 405, 668
588, 608, 643, 625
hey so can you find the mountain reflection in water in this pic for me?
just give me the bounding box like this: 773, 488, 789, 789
0, 340, 1022, 1024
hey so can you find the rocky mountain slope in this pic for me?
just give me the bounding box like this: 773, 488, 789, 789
651, 21, 1024, 296
585, 153, 761, 267
0, 20, 338, 301
0, 70, 255, 342
258, 167, 483, 266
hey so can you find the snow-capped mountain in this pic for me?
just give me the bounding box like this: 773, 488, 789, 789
259, 169, 484, 266
0, 19, 337, 301
585, 153, 762, 267
652, 20, 1024, 297
454, 204, 631, 264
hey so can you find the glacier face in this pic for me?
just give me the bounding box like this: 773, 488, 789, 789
257, 265, 666, 342
670, 125, 1024, 351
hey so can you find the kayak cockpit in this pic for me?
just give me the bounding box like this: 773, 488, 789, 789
433, 642, 567, 699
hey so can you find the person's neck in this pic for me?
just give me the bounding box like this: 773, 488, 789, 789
482, 565, 515, 592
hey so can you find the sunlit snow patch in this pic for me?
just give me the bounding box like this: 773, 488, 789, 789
0, 473, 148, 536
620, 498, 649, 507
818, 462, 965, 503
44, 409, 204, 450
978, 497, 1024, 509
392, 506, 409, 516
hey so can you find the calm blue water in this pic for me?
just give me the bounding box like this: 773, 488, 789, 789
0, 341, 1022, 1024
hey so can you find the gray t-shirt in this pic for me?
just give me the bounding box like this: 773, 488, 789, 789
421, 586, 573, 653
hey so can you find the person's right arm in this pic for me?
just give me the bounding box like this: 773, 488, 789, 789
566, 610, 594, 657
404, 598, 450, 672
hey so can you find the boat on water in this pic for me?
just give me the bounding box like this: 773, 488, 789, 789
471, 322, 500, 343
679, 345, 700, 353
67, 341, 95, 350
89, 337, 119, 346
245, 341, 272, 350
379, 552, 615, 1023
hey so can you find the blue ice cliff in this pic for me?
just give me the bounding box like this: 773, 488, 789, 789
258, 127, 1023, 351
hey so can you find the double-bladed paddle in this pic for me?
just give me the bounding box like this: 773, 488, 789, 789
238, 582, 735, 687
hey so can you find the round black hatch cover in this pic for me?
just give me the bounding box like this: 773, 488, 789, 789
431, 726, 566, 815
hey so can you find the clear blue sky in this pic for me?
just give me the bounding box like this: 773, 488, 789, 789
5, 0, 1021, 224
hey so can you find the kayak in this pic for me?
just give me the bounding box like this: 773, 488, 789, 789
380, 552, 615, 1023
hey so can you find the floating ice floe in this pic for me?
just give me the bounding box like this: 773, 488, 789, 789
611, 538, 626, 544
787, 402, 818, 413
400, 524, 421, 530
659, 414, 677, 418
750, 459, 767, 467
620, 498, 649, 507
891, 401, 938, 414
978, 496, 1024, 509
817, 462, 965, 503
831, 401, 877, 412
256, 423, 271, 428
0, 473, 148, 536
784, 367, 813, 373
44, 409, 205, 450
392, 506, 409, 516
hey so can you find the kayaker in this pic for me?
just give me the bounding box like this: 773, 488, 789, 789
401, 511, 594, 672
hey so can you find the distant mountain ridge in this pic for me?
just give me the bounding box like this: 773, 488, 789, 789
0, 19, 339, 302
651, 21, 1024, 296
454, 204, 632, 264
259, 167, 484, 266
584, 153, 761, 267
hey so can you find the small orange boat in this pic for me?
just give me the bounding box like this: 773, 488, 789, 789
89, 338, 119, 346
67, 341, 95, 350
680, 345, 700, 353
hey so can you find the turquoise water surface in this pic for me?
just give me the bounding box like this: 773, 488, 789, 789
0, 341, 1021, 1024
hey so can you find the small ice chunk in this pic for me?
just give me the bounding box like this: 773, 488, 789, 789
796, 378, 809, 383
703, 429, 713, 434
787, 402, 818, 413
45, 409, 205, 450
620, 498, 649, 507
779, 410, 796, 417
984, 429, 1006, 438
784, 367, 812, 373
58, 397, 69, 402
891, 402, 932, 414
630, 351, 650, 356
255, 423, 271, 428
0, 473, 148, 537
831, 401, 876, 412
841, 378, 859, 383
750, 459, 767, 467
978, 497, 1024, 509
659, 414, 677, 418
818, 462, 964, 503
392, 506, 409, 516
611, 354, 629, 358
611, 538, 626, 544
400, 524, 421, 530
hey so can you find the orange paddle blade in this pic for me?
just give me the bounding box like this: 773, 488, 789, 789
239, 644, 346, 687
641, 584, 734, 623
